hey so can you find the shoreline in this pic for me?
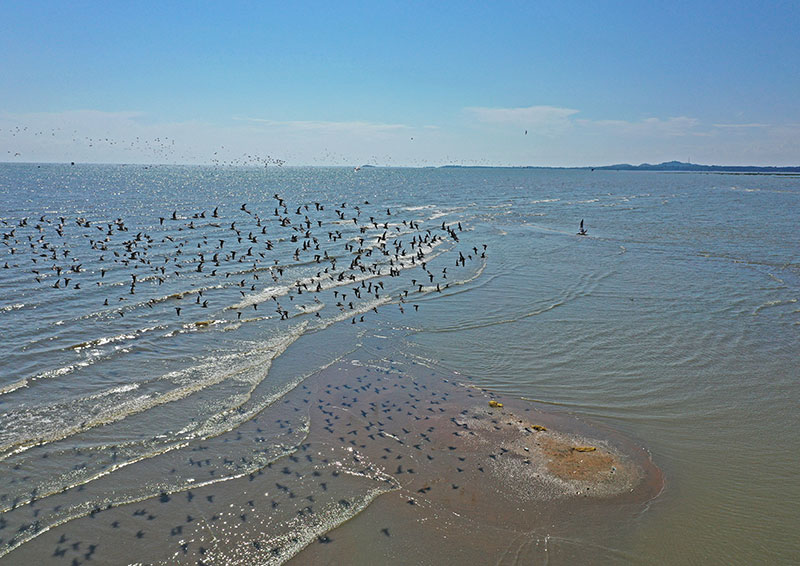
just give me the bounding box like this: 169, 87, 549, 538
2, 351, 662, 565
292, 358, 663, 564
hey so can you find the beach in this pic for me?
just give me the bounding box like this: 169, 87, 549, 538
4, 339, 661, 565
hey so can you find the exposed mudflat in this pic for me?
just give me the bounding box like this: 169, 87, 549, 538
2, 355, 662, 565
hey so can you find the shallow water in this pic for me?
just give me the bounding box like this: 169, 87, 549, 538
0, 164, 798, 564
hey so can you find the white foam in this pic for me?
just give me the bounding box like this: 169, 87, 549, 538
753, 298, 797, 315
230, 284, 290, 310
68, 325, 165, 351
0, 322, 310, 459
0, 377, 29, 395
295, 302, 324, 314
401, 204, 436, 211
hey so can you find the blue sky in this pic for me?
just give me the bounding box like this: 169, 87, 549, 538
2, 1, 799, 166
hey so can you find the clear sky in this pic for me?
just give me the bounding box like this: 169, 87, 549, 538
2, 1, 799, 166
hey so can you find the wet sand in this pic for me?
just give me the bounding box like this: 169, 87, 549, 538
293, 357, 663, 565
2, 352, 662, 565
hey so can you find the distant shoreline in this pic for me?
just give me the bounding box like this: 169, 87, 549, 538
441, 160, 800, 173
2, 161, 800, 174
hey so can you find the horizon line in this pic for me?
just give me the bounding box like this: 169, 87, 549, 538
3, 160, 800, 171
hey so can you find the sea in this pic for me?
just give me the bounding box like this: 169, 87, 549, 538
0, 163, 798, 564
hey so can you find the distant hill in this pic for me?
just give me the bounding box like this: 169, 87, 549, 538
592, 161, 800, 173
437, 161, 800, 172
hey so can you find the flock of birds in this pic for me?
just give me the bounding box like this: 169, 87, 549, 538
1, 122, 538, 167
1, 193, 486, 327
1, 125, 291, 166
1, 127, 181, 162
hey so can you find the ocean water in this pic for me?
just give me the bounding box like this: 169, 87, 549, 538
0, 164, 798, 564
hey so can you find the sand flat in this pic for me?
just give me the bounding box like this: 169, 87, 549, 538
2, 354, 661, 565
